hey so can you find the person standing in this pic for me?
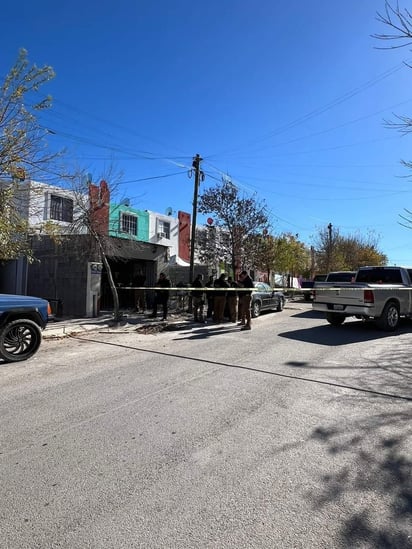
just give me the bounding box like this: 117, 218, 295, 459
150, 272, 171, 321
191, 274, 205, 322
238, 270, 254, 330
213, 273, 229, 323
133, 272, 146, 313
176, 281, 187, 312
205, 275, 215, 319
226, 276, 239, 322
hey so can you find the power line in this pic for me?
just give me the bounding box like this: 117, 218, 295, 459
118, 171, 186, 185
50, 98, 191, 158
205, 59, 411, 160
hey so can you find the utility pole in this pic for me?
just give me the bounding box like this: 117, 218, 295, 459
327, 222, 333, 272
189, 154, 204, 285
310, 245, 315, 278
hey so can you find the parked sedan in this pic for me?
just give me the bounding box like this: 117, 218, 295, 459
251, 282, 285, 318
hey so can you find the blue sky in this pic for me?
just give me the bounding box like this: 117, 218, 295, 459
2, 0, 412, 265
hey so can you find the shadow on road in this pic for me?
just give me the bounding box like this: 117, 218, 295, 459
69, 334, 412, 403
307, 404, 412, 548
67, 326, 411, 547
291, 309, 326, 319
279, 319, 412, 346
173, 325, 240, 340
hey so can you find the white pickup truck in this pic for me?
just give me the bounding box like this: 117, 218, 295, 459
312, 266, 412, 331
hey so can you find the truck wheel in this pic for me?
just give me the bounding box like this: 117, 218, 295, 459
326, 313, 345, 326
376, 301, 400, 331
251, 300, 261, 318
0, 319, 42, 362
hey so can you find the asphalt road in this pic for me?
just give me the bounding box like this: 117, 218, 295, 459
1, 301, 411, 548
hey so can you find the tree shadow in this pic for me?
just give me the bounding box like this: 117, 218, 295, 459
284, 335, 412, 400
308, 404, 412, 548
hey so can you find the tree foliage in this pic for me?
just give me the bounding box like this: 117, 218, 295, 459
271, 234, 310, 278
0, 49, 56, 262
0, 48, 56, 180
0, 185, 32, 261
247, 232, 310, 281
313, 225, 387, 272
197, 179, 269, 274
195, 225, 231, 272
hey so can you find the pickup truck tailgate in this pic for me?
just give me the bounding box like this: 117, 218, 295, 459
314, 284, 360, 308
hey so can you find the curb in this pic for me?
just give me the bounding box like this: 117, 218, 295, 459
43, 301, 306, 339
43, 314, 197, 339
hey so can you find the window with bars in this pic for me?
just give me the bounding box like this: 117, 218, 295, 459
120, 213, 137, 236
157, 220, 170, 239
50, 195, 73, 222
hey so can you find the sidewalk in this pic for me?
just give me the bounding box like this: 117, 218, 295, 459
43, 310, 198, 339
43, 300, 305, 339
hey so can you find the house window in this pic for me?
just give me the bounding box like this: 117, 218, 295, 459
50, 194, 73, 222
120, 213, 137, 236
157, 220, 170, 239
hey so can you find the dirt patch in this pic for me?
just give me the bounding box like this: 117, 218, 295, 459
135, 324, 166, 335
135, 321, 192, 335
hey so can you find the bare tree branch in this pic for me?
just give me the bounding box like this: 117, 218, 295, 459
373, 1, 412, 48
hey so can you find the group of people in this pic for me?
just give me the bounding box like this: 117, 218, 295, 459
133, 271, 171, 321
134, 270, 254, 330
191, 270, 254, 331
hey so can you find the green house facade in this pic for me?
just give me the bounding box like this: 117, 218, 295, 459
109, 203, 150, 242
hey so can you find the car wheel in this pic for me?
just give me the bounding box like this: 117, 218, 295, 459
376, 301, 400, 331
0, 319, 42, 362
276, 297, 284, 312
251, 300, 261, 318
325, 313, 345, 326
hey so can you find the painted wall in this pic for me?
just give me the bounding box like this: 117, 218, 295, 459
89, 180, 110, 235
19, 180, 85, 232
147, 210, 178, 259
109, 203, 150, 242
178, 211, 190, 263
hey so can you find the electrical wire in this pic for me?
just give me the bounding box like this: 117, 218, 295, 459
205, 59, 412, 160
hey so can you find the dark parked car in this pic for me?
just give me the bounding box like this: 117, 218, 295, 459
251, 282, 285, 318
0, 294, 51, 362
300, 274, 327, 301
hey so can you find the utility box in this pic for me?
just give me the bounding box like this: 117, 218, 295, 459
86, 262, 103, 317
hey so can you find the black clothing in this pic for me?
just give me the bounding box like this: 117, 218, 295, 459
156, 276, 171, 296
239, 275, 254, 295
152, 275, 171, 319
205, 277, 214, 318
213, 276, 229, 296
133, 274, 146, 312
191, 277, 204, 298
228, 279, 239, 294
192, 277, 205, 321
133, 274, 145, 287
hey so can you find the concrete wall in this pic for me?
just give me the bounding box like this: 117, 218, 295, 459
27, 235, 99, 317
